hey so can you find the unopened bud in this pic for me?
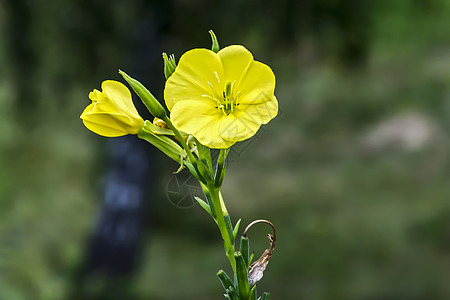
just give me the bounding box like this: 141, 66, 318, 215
119, 70, 167, 119
162, 52, 177, 79
209, 30, 220, 53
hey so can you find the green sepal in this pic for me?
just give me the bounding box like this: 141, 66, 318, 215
261, 292, 270, 300
196, 160, 212, 182
144, 120, 175, 136
162, 52, 176, 79
250, 285, 257, 300
217, 270, 235, 292
209, 30, 220, 53
119, 70, 167, 119
214, 148, 228, 188
194, 196, 212, 217
240, 236, 249, 268
235, 252, 250, 299
137, 124, 185, 164
196, 139, 213, 172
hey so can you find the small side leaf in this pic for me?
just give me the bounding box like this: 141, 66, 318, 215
233, 219, 242, 239
250, 285, 257, 300
262, 292, 270, 300
249, 252, 255, 265
194, 196, 212, 216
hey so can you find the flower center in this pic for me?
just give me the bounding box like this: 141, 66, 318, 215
217, 81, 240, 115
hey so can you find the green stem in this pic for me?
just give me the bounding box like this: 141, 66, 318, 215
203, 183, 236, 272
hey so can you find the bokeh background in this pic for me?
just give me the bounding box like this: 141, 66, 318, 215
1, 0, 450, 299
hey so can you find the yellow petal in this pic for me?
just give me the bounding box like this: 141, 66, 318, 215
170, 100, 234, 149
81, 113, 133, 137
236, 61, 275, 105
239, 95, 278, 125
219, 95, 278, 142
101, 80, 140, 117
164, 49, 224, 111
218, 113, 260, 142
218, 45, 253, 84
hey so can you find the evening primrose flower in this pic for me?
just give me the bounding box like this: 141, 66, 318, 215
164, 45, 278, 149
81, 80, 144, 137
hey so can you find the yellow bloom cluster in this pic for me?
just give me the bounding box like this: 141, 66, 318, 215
81, 45, 278, 150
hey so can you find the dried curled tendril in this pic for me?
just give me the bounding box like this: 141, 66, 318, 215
243, 219, 276, 286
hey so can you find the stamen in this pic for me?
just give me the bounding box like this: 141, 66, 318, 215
215, 81, 240, 116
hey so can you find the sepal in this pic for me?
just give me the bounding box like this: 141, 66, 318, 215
137, 122, 185, 163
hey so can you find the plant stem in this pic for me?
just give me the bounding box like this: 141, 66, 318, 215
204, 183, 236, 272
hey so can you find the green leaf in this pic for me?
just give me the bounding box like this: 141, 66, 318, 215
233, 219, 242, 239
184, 161, 200, 180
194, 196, 212, 216
262, 292, 270, 300
250, 285, 257, 300
249, 252, 255, 265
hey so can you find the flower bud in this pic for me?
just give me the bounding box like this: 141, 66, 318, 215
80, 80, 144, 137
119, 70, 167, 119
162, 52, 176, 79
209, 30, 220, 53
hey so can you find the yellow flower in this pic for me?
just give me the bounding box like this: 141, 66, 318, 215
164, 45, 278, 149
81, 80, 144, 137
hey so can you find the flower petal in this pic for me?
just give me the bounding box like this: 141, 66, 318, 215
237, 61, 276, 105
218, 45, 253, 84
170, 100, 234, 149
164, 49, 224, 111
219, 95, 278, 142
101, 80, 139, 117
81, 110, 136, 137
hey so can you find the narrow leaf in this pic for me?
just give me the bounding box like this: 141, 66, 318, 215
194, 196, 212, 216
250, 285, 257, 300
233, 219, 242, 239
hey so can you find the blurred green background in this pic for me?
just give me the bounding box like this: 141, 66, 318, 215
1, 0, 450, 299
